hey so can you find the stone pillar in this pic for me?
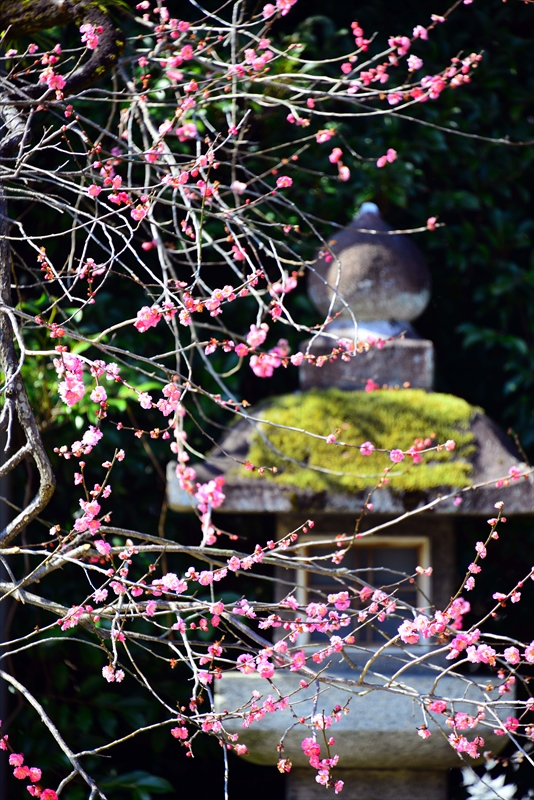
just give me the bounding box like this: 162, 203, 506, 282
287, 769, 446, 800
299, 324, 434, 392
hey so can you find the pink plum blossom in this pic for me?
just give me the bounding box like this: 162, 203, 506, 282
475, 541, 487, 559
131, 204, 149, 222
176, 122, 197, 141
329, 148, 343, 164
90, 386, 107, 403
171, 726, 189, 739
316, 129, 334, 144
428, 700, 447, 714
413, 25, 428, 39
195, 476, 226, 514
94, 540, 111, 556
360, 442, 375, 456
504, 646, 520, 665
134, 305, 162, 332
80, 23, 101, 50
58, 375, 85, 407
231, 180, 247, 194
102, 665, 124, 683
246, 323, 269, 348
276, 0, 298, 15
276, 175, 293, 188
40, 68, 66, 92
250, 354, 277, 377
407, 55, 423, 71
377, 148, 398, 168
138, 392, 153, 409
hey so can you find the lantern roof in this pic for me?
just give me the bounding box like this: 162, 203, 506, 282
167, 388, 534, 516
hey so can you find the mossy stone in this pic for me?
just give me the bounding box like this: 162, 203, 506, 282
240, 389, 478, 493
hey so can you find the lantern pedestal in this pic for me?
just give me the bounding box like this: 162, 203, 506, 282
215, 668, 513, 799
287, 768, 446, 800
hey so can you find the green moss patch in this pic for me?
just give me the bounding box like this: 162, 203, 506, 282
240, 389, 478, 493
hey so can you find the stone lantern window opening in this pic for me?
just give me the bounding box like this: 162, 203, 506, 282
292, 534, 431, 646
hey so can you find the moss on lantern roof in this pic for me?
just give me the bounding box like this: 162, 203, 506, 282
239, 388, 478, 493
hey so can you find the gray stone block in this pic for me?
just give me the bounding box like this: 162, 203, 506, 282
215, 670, 513, 770
287, 768, 446, 800
299, 338, 434, 392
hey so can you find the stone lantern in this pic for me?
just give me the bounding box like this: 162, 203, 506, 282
167, 203, 534, 800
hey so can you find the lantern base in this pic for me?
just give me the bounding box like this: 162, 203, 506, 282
287, 768, 446, 800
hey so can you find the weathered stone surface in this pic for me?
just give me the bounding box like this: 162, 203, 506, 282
299, 336, 434, 392
166, 408, 534, 516
215, 670, 512, 769
287, 768, 446, 800
308, 204, 431, 322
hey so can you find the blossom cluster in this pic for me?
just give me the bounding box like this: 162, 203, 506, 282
0, 736, 57, 799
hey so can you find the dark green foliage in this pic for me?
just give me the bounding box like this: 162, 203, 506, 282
278, 0, 534, 449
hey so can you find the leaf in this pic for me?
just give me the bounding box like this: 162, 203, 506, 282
100, 770, 173, 793
98, 708, 118, 738
134, 791, 152, 800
